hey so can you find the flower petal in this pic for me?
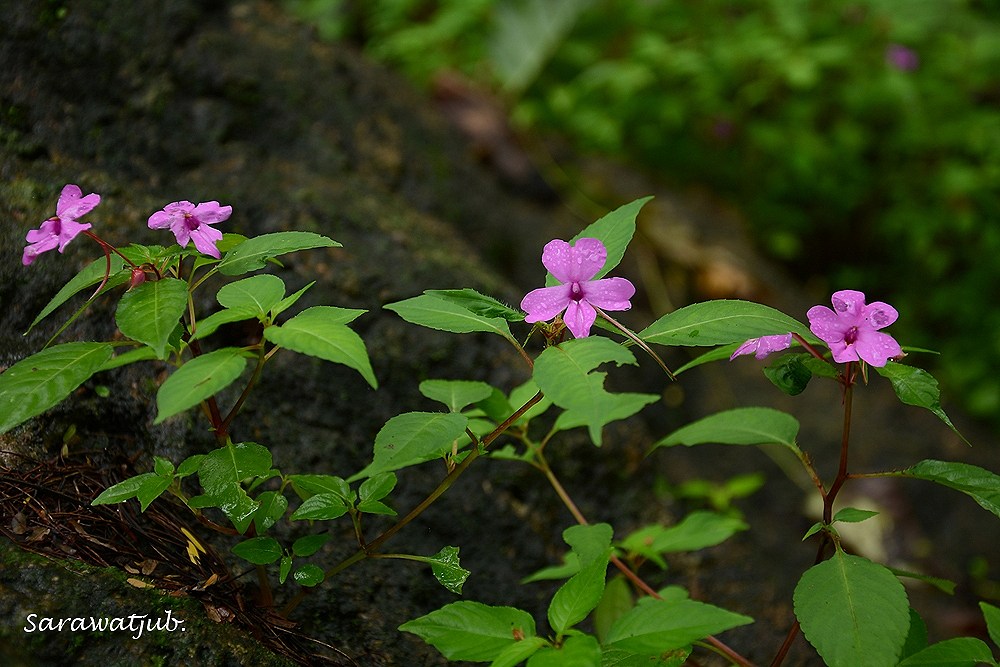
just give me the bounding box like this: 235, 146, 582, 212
22, 235, 60, 265
541, 238, 607, 283
58, 190, 100, 220
730, 338, 761, 360
581, 277, 635, 311
55, 219, 92, 251
806, 305, 846, 344
563, 299, 597, 338
191, 201, 232, 224
855, 331, 903, 367
830, 290, 867, 321
147, 209, 175, 230
829, 341, 859, 364
521, 284, 571, 323
862, 301, 898, 330
189, 223, 224, 258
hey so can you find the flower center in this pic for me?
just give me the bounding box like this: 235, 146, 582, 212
844, 326, 859, 345
569, 282, 585, 302
183, 213, 200, 231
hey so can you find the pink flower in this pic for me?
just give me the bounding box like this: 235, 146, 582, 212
885, 44, 919, 72
22, 184, 100, 266
807, 290, 903, 367
730, 333, 793, 361
521, 238, 635, 338
148, 200, 232, 259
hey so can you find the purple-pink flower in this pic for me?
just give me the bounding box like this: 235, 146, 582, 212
730, 333, 793, 361
22, 184, 100, 266
148, 200, 232, 259
807, 290, 903, 367
885, 44, 919, 72
521, 238, 635, 338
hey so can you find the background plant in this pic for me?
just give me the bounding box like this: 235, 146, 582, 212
281, 0, 1000, 426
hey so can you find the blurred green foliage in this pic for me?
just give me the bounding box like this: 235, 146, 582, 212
284, 0, 1000, 422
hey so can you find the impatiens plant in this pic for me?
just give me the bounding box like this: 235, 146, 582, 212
3, 188, 1000, 666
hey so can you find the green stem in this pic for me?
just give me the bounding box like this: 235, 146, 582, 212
280, 391, 545, 617
593, 305, 675, 380
220, 342, 269, 436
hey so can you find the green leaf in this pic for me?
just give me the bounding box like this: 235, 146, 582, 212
292, 534, 331, 558
981, 602, 1000, 648
763, 353, 814, 396
216, 274, 286, 316
0, 342, 114, 433
91, 472, 168, 511
620, 512, 747, 568
652, 406, 800, 453
490, 0, 591, 95
279, 555, 293, 584
594, 575, 634, 644
217, 231, 340, 276
252, 491, 288, 532
672, 345, 740, 376
176, 455, 205, 478
521, 553, 581, 583
232, 537, 282, 565
153, 456, 174, 477
115, 278, 188, 359
290, 493, 353, 521
428, 546, 471, 595
349, 412, 469, 481
898, 637, 997, 666
420, 379, 495, 413
358, 472, 397, 514
385, 294, 515, 341
191, 308, 257, 341
548, 524, 613, 634
424, 289, 525, 321
526, 634, 601, 666
896, 460, 1000, 519
901, 608, 929, 660
833, 507, 879, 523
533, 337, 657, 446
271, 281, 315, 319
399, 601, 536, 662
293, 564, 325, 587
488, 637, 548, 667
192, 442, 271, 533
154, 347, 249, 423
287, 474, 353, 502
263, 306, 376, 389
605, 598, 753, 653
794, 551, 910, 667
98, 346, 159, 372
545, 197, 651, 286
26, 255, 128, 333
888, 568, 956, 595
639, 300, 810, 348
874, 363, 965, 441
601, 647, 690, 666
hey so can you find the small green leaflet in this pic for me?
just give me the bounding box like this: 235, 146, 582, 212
195, 442, 272, 533
217, 231, 341, 276
548, 524, 613, 635
652, 406, 801, 453
154, 347, 250, 423
419, 379, 495, 413
252, 491, 288, 532
91, 472, 169, 512
399, 601, 536, 662
423, 289, 525, 321
894, 459, 1000, 519
898, 637, 997, 666
293, 564, 325, 587
290, 493, 352, 521
115, 278, 188, 359
292, 534, 331, 557
620, 512, 747, 569
232, 536, 282, 565
0, 342, 114, 434
357, 472, 397, 515
981, 602, 1000, 648
533, 337, 658, 446
605, 597, 753, 653
639, 300, 810, 348
874, 363, 966, 442
794, 551, 909, 667
544, 196, 650, 286
349, 412, 469, 481
263, 306, 377, 389
524, 634, 601, 666
385, 294, 516, 342
426, 546, 471, 595
216, 274, 286, 317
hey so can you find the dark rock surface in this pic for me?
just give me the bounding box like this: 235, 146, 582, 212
1, 1, 996, 665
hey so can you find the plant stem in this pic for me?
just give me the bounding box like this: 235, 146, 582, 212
281, 391, 545, 616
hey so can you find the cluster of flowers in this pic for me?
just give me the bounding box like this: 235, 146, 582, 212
22, 183, 231, 266
519, 237, 901, 368
24, 187, 900, 368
